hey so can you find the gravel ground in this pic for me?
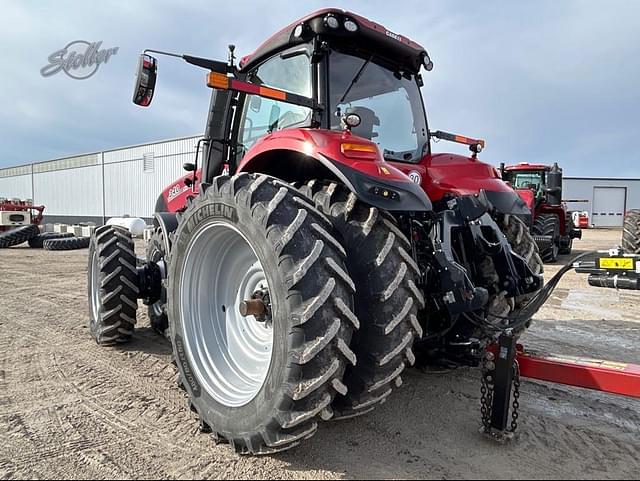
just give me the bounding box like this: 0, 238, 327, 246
0, 228, 638, 480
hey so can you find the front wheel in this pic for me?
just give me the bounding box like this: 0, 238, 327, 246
167, 174, 359, 454
559, 214, 575, 255
145, 228, 168, 335
87, 225, 139, 345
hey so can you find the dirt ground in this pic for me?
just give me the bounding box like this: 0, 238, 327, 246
0, 228, 639, 480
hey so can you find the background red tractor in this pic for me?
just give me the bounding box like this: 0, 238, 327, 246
501, 162, 582, 262
88, 9, 545, 454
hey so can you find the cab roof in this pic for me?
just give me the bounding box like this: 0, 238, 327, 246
239, 8, 429, 74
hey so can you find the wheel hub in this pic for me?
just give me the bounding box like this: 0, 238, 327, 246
180, 222, 274, 408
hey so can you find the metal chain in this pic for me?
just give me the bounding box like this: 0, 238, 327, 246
480, 357, 520, 435
510, 360, 521, 433
480, 368, 494, 433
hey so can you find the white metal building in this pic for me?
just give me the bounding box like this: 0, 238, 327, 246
0, 135, 202, 225
1, 138, 638, 228
564, 177, 640, 228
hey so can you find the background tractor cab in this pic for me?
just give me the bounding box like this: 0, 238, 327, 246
501, 162, 582, 262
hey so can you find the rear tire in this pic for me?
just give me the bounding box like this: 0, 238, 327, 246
0, 224, 39, 248
167, 174, 358, 454
88, 226, 139, 345
533, 214, 560, 263
623, 209, 640, 254
300, 181, 424, 420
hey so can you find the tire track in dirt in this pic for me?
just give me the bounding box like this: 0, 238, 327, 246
2, 291, 316, 479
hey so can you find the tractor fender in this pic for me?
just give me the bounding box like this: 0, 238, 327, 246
240, 148, 432, 212
484, 189, 531, 218
153, 212, 179, 254
238, 139, 432, 212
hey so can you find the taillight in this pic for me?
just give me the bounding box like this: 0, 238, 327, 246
340, 142, 379, 160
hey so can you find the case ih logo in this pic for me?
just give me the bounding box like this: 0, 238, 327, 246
385, 30, 402, 42
40, 40, 119, 79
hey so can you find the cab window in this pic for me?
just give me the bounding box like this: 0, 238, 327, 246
237, 50, 312, 157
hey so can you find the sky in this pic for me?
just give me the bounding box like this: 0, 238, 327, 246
1, 0, 639, 176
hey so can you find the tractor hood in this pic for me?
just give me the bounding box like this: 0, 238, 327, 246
418, 153, 510, 200
388, 152, 531, 217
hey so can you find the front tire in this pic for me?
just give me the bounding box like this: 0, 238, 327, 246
145, 228, 168, 335
558, 214, 575, 256
167, 174, 359, 454
88, 226, 139, 345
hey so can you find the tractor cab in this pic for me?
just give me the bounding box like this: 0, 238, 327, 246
235, 9, 432, 165
502, 163, 550, 211
501, 162, 581, 262
501, 162, 563, 211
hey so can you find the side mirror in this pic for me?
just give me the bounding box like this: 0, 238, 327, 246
132, 54, 158, 107
183, 162, 196, 172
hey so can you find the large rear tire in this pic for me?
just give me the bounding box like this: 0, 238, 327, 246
484, 214, 544, 330
532, 214, 560, 263
623, 209, 640, 254
167, 174, 358, 454
300, 181, 424, 420
88, 226, 139, 345
0, 224, 39, 248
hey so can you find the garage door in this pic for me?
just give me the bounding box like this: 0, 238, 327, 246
592, 186, 626, 227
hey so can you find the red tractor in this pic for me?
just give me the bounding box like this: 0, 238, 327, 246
0, 198, 44, 248
88, 9, 544, 454
501, 162, 582, 263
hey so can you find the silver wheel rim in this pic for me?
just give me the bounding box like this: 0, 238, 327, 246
180, 222, 274, 407
90, 250, 101, 321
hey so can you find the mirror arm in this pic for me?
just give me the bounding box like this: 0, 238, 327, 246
143, 49, 233, 74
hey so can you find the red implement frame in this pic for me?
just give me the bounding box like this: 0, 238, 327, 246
515, 345, 640, 399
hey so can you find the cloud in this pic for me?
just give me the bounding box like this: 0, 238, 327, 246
0, 0, 638, 176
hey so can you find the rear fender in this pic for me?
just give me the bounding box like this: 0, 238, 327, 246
238, 136, 432, 212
